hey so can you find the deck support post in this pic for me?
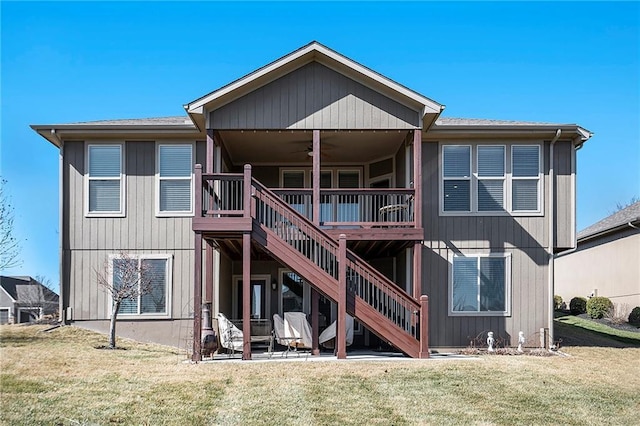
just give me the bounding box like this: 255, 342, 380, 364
311, 288, 320, 355
205, 239, 213, 305
412, 129, 423, 300
419, 295, 429, 358
242, 232, 252, 360
311, 130, 321, 356
206, 129, 215, 174
205, 131, 215, 307
336, 234, 347, 359
192, 230, 203, 362
312, 129, 321, 225
413, 242, 423, 300
242, 164, 253, 360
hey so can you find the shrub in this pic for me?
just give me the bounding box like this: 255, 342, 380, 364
569, 297, 587, 315
629, 307, 640, 326
554, 295, 563, 310
586, 297, 613, 319
605, 303, 630, 325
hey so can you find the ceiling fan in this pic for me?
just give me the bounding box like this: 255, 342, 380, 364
288, 138, 336, 160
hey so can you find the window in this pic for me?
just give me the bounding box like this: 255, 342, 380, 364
0, 308, 10, 325
450, 254, 510, 316
477, 146, 505, 211
282, 170, 305, 188
86, 144, 124, 215
157, 144, 193, 215
441, 144, 542, 215
443, 145, 471, 212
112, 255, 171, 317
512, 146, 541, 212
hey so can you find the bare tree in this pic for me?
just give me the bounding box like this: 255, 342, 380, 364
612, 195, 640, 213
96, 252, 153, 348
0, 179, 21, 271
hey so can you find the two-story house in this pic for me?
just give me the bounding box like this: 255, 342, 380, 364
32, 42, 591, 360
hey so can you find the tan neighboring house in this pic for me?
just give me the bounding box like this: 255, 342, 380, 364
0, 276, 60, 324
556, 201, 640, 309
31, 42, 592, 359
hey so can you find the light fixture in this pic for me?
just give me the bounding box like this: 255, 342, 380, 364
271, 279, 278, 291
307, 150, 314, 157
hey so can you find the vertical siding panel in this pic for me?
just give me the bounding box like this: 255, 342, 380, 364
286, 74, 296, 129
354, 81, 364, 128
255, 87, 264, 128
210, 62, 419, 130
277, 76, 291, 129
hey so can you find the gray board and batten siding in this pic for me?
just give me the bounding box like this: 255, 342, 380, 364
62, 141, 205, 337
420, 140, 575, 347
210, 61, 421, 130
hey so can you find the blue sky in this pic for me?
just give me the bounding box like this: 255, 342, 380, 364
1, 1, 639, 291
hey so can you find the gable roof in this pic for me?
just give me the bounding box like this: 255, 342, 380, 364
0, 276, 59, 303
185, 41, 444, 121
578, 201, 640, 242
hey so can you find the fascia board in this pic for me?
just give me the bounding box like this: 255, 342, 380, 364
31, 125, 204, 146
424, 125, 593, 140
578, 219, 640, 244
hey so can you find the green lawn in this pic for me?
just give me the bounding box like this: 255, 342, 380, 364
1, 324, 639, 425
554, 313, 640, 347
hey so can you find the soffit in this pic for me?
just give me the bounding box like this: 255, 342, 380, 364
219, 130, 407, 165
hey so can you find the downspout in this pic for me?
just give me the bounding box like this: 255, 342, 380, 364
547, 129, 561, 349
52, 129, 65, 324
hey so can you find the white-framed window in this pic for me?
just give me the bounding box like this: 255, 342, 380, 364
156, 143, 194, 216
86, 143, 124, 216
110, 254, 172, 318
512, 145, 541, 212
449, 253, 511, 316
477, 145, 506, 212
0, 308, 9, 325
442, 145, 471, 212
440, 144, 542, 215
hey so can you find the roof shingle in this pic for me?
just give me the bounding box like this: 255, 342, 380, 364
578, 201, 640, 240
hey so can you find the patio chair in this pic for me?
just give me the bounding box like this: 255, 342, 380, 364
318, 314, 354, 349
217, 313, 243, 355
272, 312, 313, 357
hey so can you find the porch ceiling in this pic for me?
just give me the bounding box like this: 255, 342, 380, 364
218, 130, 408, 165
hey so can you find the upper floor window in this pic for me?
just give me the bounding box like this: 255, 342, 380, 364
477, 146, 505, 211
441, 144, 542, 215
512, 146, 541, 212
157, 144, 193, 216
449, 253, 511, 316
443, 145, 471, 212
86, 143, 124, 216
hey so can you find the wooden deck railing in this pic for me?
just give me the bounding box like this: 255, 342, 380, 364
198, 170, 245, 217
272, 188, 415, 227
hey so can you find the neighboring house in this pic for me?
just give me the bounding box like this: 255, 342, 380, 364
0, 276, 59, 324
31, 42, 591, 359
556, 201, 640, 308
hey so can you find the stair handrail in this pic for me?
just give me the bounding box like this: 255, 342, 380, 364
251, 177, 420, 313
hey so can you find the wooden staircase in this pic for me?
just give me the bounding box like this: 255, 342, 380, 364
195, 165, 429, 358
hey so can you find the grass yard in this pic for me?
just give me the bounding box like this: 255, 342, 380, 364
1, 324, 639, 425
